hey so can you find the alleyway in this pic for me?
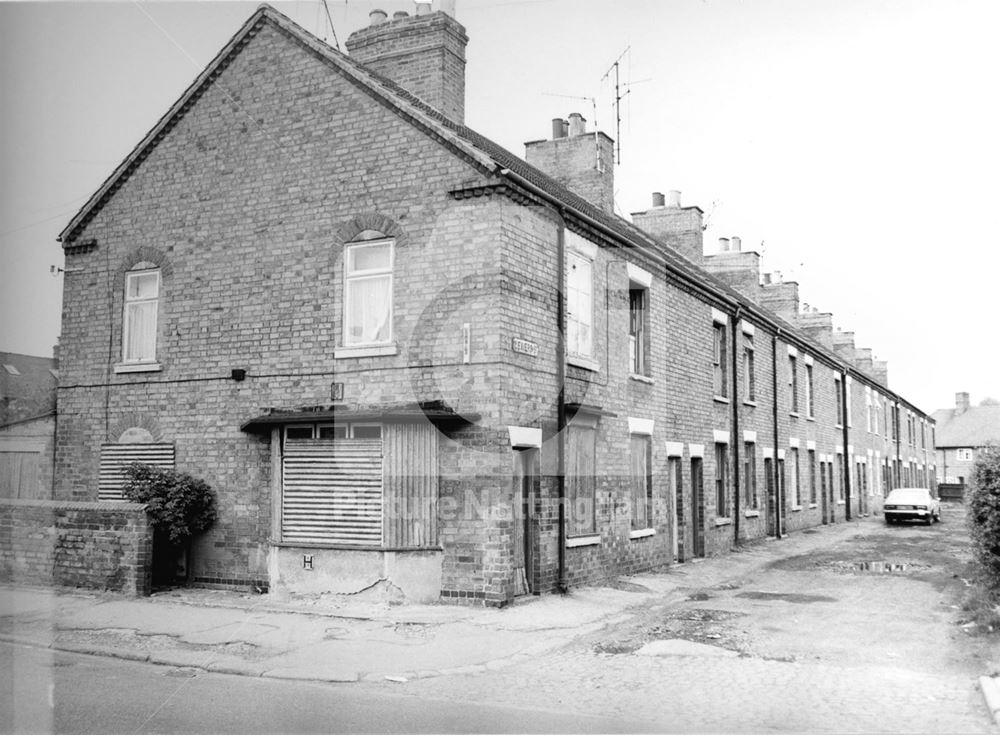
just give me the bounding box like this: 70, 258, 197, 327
397, 504, 998, 733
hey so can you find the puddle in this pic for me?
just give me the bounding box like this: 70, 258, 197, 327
687, 591, 713, 601
736, 591, 836, 604
827, 560, 928, 574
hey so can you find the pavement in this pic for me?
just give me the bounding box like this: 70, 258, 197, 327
2, 510, 998, 730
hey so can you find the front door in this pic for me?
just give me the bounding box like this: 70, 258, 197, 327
764, 457, 775, 536
513, 448, 538, 596
691, 458, 705, 558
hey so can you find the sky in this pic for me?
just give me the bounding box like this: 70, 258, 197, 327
1, 0, 998, 415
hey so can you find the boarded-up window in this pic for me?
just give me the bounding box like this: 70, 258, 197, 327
630, 435, 652, 529
281, 439, 383, 545
567, 425, 597, 536
99, 443, 176, 501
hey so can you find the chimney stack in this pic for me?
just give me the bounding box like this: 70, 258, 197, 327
760, 277, 800, 323
632, 190, 704, 264
872, 360, 889, 387
703, 236, 763, 302
346, 5, 469, 123
524, 113, 615, 213
956, 391, 970, 415
832, 330, 856, 362
796, 310, 835, 349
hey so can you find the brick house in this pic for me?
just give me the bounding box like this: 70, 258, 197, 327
933, 392, 1000, 485
54, 4, 935, 605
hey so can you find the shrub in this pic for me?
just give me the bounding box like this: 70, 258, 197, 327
967, 444, 1000, 589
122, 463, 217, 546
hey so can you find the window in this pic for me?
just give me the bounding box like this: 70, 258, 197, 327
834, 376, 844, 426
838, 454, 846, 501
566, 250, 594, 359
820, 459, 828, 505
715, 443, 730, 517
123, 268, 160, 363
630, 434, 653, 529
344, 240, 393, 346
957, 448, 974, 462
789, 355, 799, 414
920, 422, 926, 449
713, 322, 728, 398
805, 363, 814, 418
791, 448, 801, 506
743, 334, 756, 402
777, 457, 786, 511
743, 442, 757, 509
567, 423, 597, 535
99, 441, 175, 501
808, 450, 817, 504
865, 388, 873, 433
629, 287, 647, 375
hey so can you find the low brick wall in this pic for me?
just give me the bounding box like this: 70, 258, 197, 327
0, 499, 152, 595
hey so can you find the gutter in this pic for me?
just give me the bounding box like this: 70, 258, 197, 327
842, 372, 852, 521
772, 332, 782, 538
731, 307, 742, 544
556, 216, 568, 594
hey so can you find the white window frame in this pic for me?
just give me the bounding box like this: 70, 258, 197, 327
566, 249, 594, 360
122, 268, 160, 364
343, 239, 394, 348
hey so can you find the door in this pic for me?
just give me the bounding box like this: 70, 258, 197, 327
691, 458, 705, 558
820, 461, 830, 524
764, 458, 775, 536
777, 458, 787, 535
513, 448, 538, 596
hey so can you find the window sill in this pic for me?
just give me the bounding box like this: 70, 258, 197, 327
567, 354, 600, 372
271, 540, 443, 552
791, 505, 803, 512
789, 412, 800, 419
809, 504, 818, 509
713, 517, 732, 527
806, 416, 815, 422
836, 500, 846, 505
743, 400, 757, 408
334, 343, 397, 359
744, 510, 760, 518
566, 534, 601, 548
713, 395, 730, 404
629, 528, 655, 539
113, 362, 162, 374
629, 373, 654, 385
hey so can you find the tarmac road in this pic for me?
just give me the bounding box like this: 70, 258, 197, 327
0, 641, 657, 734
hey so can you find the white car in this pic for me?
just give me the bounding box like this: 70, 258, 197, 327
883, 488, 941, 525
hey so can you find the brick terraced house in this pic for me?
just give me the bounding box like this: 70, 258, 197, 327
54, 3, 935, 605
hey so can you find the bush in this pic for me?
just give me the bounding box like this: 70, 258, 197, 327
967, 444, 1000, 589
122, 463, 217, 545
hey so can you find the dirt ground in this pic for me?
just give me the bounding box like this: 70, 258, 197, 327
399, 503, 1000, 732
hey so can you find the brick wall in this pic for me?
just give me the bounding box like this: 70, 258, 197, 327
0, 499, 151, 595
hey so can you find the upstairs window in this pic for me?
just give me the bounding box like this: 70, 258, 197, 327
789, 355, 799, 414
344, 240, 393, 346
629, 288, 647, 375
834, 376, 844, 427
566, 250, 594, 359
743, 333, 756, 402
713, 322, 728, 398
805, 363, 814, 418
123, 268, 160, 363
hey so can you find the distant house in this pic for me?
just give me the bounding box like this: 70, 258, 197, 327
0, 351, 58, 499
933, 393, 1000, 485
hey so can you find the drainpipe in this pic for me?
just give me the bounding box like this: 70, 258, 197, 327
772, 332, 782, 539
730, 308, 741, 544
842, 371, 852, 521
556, 215, 568, 594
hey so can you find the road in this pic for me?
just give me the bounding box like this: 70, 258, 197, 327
3, 505, 997, 734
0, 641, 654, 734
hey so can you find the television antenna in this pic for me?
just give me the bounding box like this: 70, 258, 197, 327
601, 46, 650, 164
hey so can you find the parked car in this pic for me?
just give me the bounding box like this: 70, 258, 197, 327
883, 488, 941, 525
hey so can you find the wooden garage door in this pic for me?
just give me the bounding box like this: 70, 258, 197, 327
0, 452, 40, 499
281, 439, 382, 545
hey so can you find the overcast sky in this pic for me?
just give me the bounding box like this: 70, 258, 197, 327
1, 0, 998, 414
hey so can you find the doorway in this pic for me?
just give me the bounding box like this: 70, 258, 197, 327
513, 448, 538, 596
691, 458, 705, 558
764, 457, 775, 536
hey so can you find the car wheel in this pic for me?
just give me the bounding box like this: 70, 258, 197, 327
925, 515, 933, 526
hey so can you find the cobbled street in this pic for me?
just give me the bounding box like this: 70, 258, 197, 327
396, 504, 1000, 733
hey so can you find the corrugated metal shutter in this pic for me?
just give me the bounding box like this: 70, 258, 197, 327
281, 439, 383, 545
99, 443, 176, 501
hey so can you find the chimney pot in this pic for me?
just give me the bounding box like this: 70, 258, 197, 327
731, 235, 741, 252
762, 273, 772, 285
414, 1, 431, 14
651, 191, 666, 208
434, 0, 456, 16
393, 10, 410, 20
551, 118, 567, 139
772, 270, 782, 283
668, 190, 682, 208
567, 112, 586, 136
718, 237, 731, 253
369, 9, 388, 24
956, 391, 970, 414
